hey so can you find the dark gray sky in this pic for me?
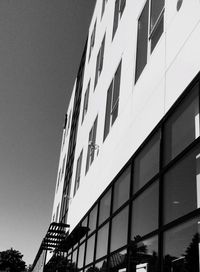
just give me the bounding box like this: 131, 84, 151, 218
0, 0, 96, 265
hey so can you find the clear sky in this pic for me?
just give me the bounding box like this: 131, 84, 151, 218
0, 0, 96, 266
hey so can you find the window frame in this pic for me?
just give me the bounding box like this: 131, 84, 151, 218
94, 34, 105, 89
74, 149, 83, 196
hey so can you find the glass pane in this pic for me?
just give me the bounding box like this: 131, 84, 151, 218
112, 0, 119, 38
112, 61, 121, 108
164, 84, 199, 165
111, 101, 119, 126
95, 258, 108, 271
130, 236, 158, 272
104, 82, 113, 140
99, 189, 111, 225
80, 217, 88, 243
78, 243, 85, 269
131, 181, 159, 238
120, 0, 126, 16
163, 217, 200, 272
151, 15, 164, 53
72, 249, 78, 267
150, 0, 164, 30
110, 206, 129, 252
113, 166, 131, 212
89, 205, 98, 234
135, 0, 149, 82
133, 131, 160, 193
96, 223, 109, 260
164, 145, 200, 224
85, 235, 95, 265
109, 249, 127, 271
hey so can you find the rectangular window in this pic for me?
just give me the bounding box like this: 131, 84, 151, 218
89, 21, 96, 60
94, 35, 105, 89
101, 0, 108, 17
112, 0, 126, 39
74, 150, 83, 196
82, 81, 90, 123
86, 116, 98, 174
103, 61, 122, 140
135, 0, 164, 82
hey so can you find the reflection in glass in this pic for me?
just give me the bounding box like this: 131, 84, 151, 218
98, 190, 111, 225
133, 131, 160, 193
130, 236, 158, 272
109, 249, 127, 272
89, 206, 98, 234
113, 166, 131, 212
163, 217, 200, 272
110, 206, 129, 252
72, 249, 77, 268
131, 181, 158, 238
164, 146, 200, 224
96, 223, 109, 260
164, 83, 199, 165
95, 259, 108, 272
85, 235, 95, 265
80, 216, 88, 243
78, 243, 85, 269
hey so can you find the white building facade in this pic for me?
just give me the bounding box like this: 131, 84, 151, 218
33, 0, 200, 271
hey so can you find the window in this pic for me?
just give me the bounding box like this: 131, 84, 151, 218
61, 155, 66, 178
98, 189, 111, 226
86, 116, 98, 174
131, 181, 159, 238
89, 21, 96, 60
74, 150, 83, 196
85, 235, 95, 265
82, 81, 90, 123
96, 223, 109, 260
135, 0, 165, 82
94, 35, 105, 88
164, 83, 199, 165
113, 165, 131, 213
164, 145, 200, 224
101, 0, 108, 17
112, 0, 126, 39
103, 61, 122, 140
133, 131, 160, 193
78, 243, 85, 269
88, 205, 98, 235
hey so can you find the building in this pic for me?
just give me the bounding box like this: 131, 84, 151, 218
32, 0, 200, 271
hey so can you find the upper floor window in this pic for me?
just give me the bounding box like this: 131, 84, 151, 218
135, 0, 164, 82
112, 0, 126, 39
82, 81, 90, 123
103, 61, 122, 140
101, 0, 108, 17
74, 149, 83, 196
89, 21, 97, 60
86, 116, 98, 174
94, 35, 105, 89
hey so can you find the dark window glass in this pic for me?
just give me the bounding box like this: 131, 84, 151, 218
111, 61, 121, 125
80, 217, 88, 243
164, 145, 200, 224
101, 0, 106, 17
103, 82, 112, 140
85, 235, 95, 265
131, 181, 159, 238
150, 0, 164, 30
94, 35, 105, 89
96, 223, 109, 260
130, 236, 158, 272
109, 249, 127, 271
112, 0, 119, 38
74, 150, 83, 196
113, 166, 131, 212
163, 218, 200, 272
89, 205, 98, 234
120, 0, 126, 16
98, 189, 111, 225
164, 84, 199, 165
78, 243, 85, 269
110, 206, 129, 252
133, 131, 160, 193
151, 15, 164, 52
135, 0, 149, 82
82, 81, 90, 123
